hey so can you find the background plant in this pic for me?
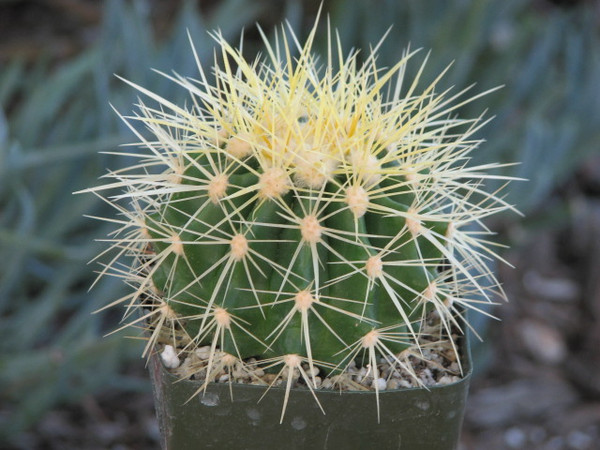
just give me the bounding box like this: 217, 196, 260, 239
0, 0, 267, 442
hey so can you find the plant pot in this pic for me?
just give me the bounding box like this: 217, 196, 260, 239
149, 336, 472, 450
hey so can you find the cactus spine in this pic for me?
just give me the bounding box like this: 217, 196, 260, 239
87, 19, 514, 419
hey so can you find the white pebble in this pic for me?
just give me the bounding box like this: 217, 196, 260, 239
308, 367, 320, 377
195, 346, 211, 360
218, 374, 230, 383
160, 345, 180, 369
373, 378, 387, 391
321, 379, 333, 389
420, 368, 435, 385
438, 375, 454, 385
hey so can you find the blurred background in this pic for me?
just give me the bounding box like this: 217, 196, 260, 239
0, 0, 599, 448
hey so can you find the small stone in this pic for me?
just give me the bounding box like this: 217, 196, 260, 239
373, 378, 387, 391
160, 345, 180, 369
520, 319, 567, 364
545, 436, 565, 450
420, 368, 435, 385
247, 357, 257, 367
387, 379, 401, 390
504, 427, 526, 448
523, 270, 579, 302
218, 374, 230, 383
438, 375, 460, 385
192, 368, 206, 381
321, 378, 333, 389
282, 369, 299, 382
567, 430, 593, 449
174, 356, 193, 377
438, 375, 451, 385
357, 374, 373, 387
263, 374, 277, 383
444, 348, 458, 362
195, 346, 211, 360
308, 367, 320, 377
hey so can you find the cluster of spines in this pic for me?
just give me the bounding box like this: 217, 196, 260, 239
83, 18, 516, 421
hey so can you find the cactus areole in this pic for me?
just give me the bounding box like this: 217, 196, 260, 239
86, 15, 515, 427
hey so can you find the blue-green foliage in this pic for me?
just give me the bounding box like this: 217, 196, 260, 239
0, 0, 264, 441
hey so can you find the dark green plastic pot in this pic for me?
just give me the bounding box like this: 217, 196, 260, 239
150, 338, 471, 450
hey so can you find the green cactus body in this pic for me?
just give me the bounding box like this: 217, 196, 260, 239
87, 18, 513, 418
146, 150, 438, 360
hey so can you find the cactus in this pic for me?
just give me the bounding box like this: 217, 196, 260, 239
86, 17, 514, 420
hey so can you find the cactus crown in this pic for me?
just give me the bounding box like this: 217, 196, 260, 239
86, 18, 514, 420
